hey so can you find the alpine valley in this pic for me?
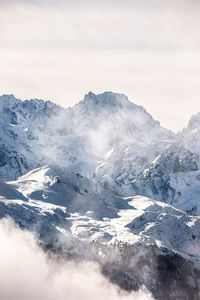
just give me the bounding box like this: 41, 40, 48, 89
1, 92, 200, 300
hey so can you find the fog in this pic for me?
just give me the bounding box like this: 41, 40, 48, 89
0, 218, 153, 300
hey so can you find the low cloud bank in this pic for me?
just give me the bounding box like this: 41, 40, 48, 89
0, 219, 153, 300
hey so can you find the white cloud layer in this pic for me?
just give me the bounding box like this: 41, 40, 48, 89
0, 218, 153, 300
0, 0, 200, 131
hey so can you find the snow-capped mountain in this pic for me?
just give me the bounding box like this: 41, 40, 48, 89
0, 92, 174, 181
1, 91, 200, 299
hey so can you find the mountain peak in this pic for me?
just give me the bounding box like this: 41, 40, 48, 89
82, 91, 134, 108
0, 94, 20, 105
187, 112, 200, 130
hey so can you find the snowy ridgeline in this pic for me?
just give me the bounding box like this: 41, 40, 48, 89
1, 92, 200, 299
0, 92, 200, 213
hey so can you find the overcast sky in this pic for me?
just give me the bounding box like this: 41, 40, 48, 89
0, 0, 200, 131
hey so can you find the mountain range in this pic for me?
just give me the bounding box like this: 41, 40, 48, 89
1, 92, 200, 299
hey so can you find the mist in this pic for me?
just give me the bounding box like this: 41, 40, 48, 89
0, 218, 153, 300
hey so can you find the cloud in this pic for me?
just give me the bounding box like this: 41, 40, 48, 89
0, 218, 153, 300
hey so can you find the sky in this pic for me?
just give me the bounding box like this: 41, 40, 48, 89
0, 0, 200, 132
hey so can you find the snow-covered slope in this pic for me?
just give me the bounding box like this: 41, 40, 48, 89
1, 165, 200, 299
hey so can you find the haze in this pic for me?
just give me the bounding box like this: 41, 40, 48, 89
0, 0, 200, 131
